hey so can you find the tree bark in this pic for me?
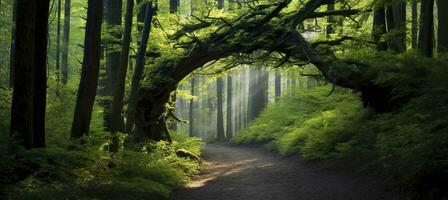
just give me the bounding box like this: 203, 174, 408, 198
9, 0, 17, 88
33, 0, 50, 148
226, 75, 233, 139
411, 0, 418, 49
418, 0, 434, 57
217, 0, 224, 9
189, 76, 196, 137
437, 0, 448, 53
126, 1, 154, 134
56, 0, 62, 82
216, 77, 225, 141
275, 71, 281, 100
10, 0, 50, 148
111, 0, 134, 133
136, 0, 146, 38
386, 1, 406, 52
326, 2, 335, 37
247, 68, 257, 122
372, 4, 387, 51
236, 71, 242, 132
71, 0, 104, 138
104, 0, 123, 131
170, 0, 179, 13
61, 0, 71, 84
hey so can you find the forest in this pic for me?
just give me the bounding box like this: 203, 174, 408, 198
0, 0, 447, 199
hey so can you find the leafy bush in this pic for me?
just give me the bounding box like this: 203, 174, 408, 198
0, 86, 203, 200
234, 53, 448, 198
2, 133, 202, 200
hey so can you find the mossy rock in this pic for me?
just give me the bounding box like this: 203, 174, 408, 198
175, 149, 201, 162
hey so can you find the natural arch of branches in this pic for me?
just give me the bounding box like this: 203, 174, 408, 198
134, 0, 390, 141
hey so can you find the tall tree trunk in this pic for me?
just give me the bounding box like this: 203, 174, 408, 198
437, 0, 448, 53
56, 0, 61, 82
247, 68, 268, 122
216, 77, 225, 141
10, 0, 50, 148
104, 0, 123, 131
61, 0, 71, 84
418, 0, 434, 57
126, 1, 154, 134
9, 0, 17, 88
326, 2, 335, 37
372, 4, 387, 51
386, 1, 406, 52
243, 67, 249, 127
274, 71, 281, 100
217, 0, 224, 9
411, 0, 418, 49
226, 75, 233, 139
189, 76, 195, 137
71, 0, 104, 138
136, 0, 146, 37
33, 0, 50, 148
170, 0, 179, 13
111, 0, 134, 133
131, 0, 146, 72
247, 68, 257, 122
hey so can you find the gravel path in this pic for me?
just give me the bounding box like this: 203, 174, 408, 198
171, 143, 402, 200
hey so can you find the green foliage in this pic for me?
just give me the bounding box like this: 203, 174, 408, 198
234, 53, 448, 198
233, 86, 363, 159
0, 88, 203, 199
1, 133, 202, 200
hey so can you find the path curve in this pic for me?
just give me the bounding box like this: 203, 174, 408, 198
171, 143, 402, 200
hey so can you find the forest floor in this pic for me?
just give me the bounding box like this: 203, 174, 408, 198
170, 143, 403, 200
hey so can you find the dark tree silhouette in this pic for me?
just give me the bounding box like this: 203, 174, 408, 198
10, 0, 50, 148
418, 0, 434, 57
103, 0, 123, 131
71, 0, 103, 138
111, 0, 134, 133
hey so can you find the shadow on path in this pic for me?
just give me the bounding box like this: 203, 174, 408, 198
171, 143, 402, 200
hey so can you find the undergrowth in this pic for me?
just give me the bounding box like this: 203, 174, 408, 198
0, 87, 203, 200
233, 52, 448, 199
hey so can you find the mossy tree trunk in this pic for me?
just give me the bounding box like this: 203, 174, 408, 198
134, 0, 399, 141
126, 1, 154, 133
411, 0, 418, 49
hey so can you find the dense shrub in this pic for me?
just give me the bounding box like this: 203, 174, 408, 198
0, 87, 203, 200
1, 133, 202, 200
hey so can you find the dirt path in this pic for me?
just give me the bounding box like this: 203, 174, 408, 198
171, 143, 402, 200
